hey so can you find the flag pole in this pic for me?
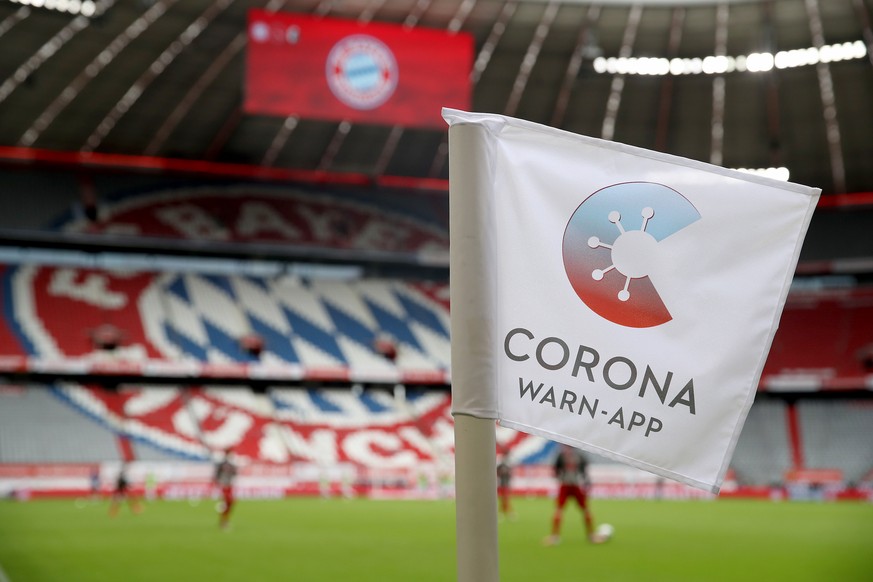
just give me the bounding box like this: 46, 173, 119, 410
454, 415, 499, 582
447, 117, 500, 582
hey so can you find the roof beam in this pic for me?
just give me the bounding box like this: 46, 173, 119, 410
429, 1, 519, 178
17, 0, 159, 148
654, 7, 684, 151
762, 0, 784, 169
709, 3, 729, 166
145, 34, 247, 157
147, 0, 290, 159
601, 4, 643, 141
504, 0, 559, 117
852, 0, 873, 67
81, 0, 237, 153
371, 0, 476, 179
257, 0, 336, 167
805, 0, 847, 193
551, 5, 600, 128
0, 2, 108, 113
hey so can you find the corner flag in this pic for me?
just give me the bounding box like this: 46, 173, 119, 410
445, 108, 820, 494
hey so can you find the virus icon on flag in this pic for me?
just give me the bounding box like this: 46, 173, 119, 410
587, 207, 656, 302
562, 182, 701, 328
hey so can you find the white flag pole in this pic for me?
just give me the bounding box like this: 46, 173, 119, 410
454, 415, 499, 582
448, 119, 500, 582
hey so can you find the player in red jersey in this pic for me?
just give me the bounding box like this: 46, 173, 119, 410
543, 445, 604, 545
496, 455, 514, 519
214, 449, 238, 530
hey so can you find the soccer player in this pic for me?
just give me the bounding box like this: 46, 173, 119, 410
496, 456, 514, 519
214, 448, 238, 529
543, 444, 603, 545
89, 465, 100, 501
108, 462, 142, 516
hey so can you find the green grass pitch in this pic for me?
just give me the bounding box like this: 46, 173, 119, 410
0, 496, 871, 581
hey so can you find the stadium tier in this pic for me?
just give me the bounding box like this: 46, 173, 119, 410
0, 386, 120, 464
0, 382, 559, 500
728, 399, 792, 486
1, 260, 872, 497
0, 383, 551, 466
77, 188, 450, 255
0, 186, 449, 257
1, 265, 452, 385
797, 399, 873, 484
1, 262, 872, 390
760, 287, 873, 390
0, 167, 868, 500
1, 381, 872, 494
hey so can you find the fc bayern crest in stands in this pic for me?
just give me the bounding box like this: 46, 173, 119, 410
0, 187, 555, 465
326, 35, 398, 110
3, 187, 452, 372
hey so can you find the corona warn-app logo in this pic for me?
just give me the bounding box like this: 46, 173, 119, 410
562, 182, 701, 328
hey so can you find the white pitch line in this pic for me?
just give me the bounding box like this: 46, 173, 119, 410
0, 560, 11, 582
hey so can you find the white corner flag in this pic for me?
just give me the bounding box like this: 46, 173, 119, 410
445, 108, 820, 495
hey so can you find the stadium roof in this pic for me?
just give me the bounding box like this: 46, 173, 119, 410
0, 0, 870, 196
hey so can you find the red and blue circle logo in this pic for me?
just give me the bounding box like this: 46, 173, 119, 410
562, 182, 701, 328
326, 35, 398, 110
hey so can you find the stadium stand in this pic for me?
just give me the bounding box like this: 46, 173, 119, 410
58, 189, 449, 255
6, 261, 873, 389
0, 0, 869, 509
3, 376, 870, 495
2, 256, 873, 496
728, 398, 792, 486
797, 399, 873, 485
4, 264, 451, 378
0, 386, 120, 463
49, 383, 461, 467
761, 287, 873, 389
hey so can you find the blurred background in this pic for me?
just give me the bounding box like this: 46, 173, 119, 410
0, 0, 871, 507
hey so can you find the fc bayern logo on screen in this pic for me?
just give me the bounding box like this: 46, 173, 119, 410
326, 35, 398, 110
562, 182, 701, 328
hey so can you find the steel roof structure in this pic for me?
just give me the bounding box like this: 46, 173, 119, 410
0, 0, 870, 195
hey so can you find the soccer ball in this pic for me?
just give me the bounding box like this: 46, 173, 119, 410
594, 523, 614, 542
